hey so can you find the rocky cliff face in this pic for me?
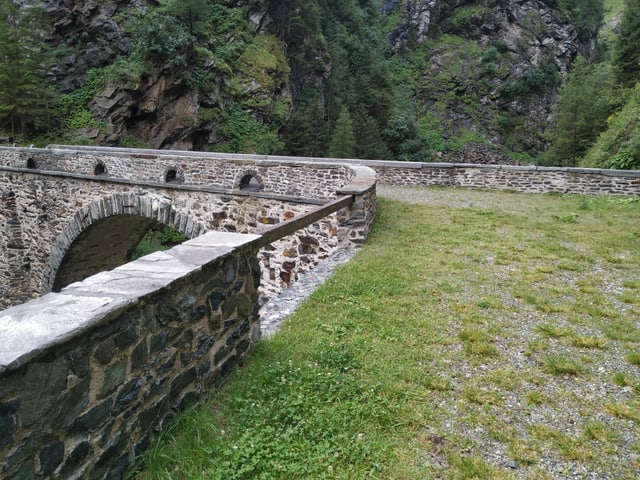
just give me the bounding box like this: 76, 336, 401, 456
385, 0, 588, 158
35, 0, 594, 158
42, 0, 290, 151
44, 0, 133, 92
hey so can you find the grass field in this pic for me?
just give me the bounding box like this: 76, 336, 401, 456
131, 187, 640, 479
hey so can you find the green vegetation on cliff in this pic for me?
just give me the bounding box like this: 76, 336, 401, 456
583, 84, 640, 169
544, 0, 640, 169
2, 0, 637, 168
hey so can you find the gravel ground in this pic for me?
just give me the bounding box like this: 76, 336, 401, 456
377, 185, 640, 479
260, 185, 639, 478
377, 184, 542, 213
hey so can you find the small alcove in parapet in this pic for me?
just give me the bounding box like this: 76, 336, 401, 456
238, 172, 263, 192
165, 167, 184, 184
94, 161, 107, 175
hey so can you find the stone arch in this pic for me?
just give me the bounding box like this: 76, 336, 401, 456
165, 166, 184, 184
94, 161, 107, 175
235, 170, 264, 192
46, 193, 207, 292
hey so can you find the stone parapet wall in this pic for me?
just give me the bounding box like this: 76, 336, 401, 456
337, 165, 377, 246
0, 148, 378, 480
0, 147, 353, 200
356, 161, 640, 196
0, 232, 262, 480
0, 170, 340, 309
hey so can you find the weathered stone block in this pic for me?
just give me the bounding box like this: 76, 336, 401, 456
131, 340, 148, 371
0, 400, 18, 449
149, 331, 168, 355
39, 441, 64, 477
21, 363, 68, 427
195, 336, 215, 358
138, 396, 168, 434
99, 359, 127, 399
113, 379, 142, 413
94, 338, 116, 365
3, 434, 37, 475
65, 345, 90, 379
92, 431, 126, 480
170, 367, 197, 398
53, 376, 90, 429
208, 291, 225, 311
70, 398, 113, 435
60, 441, 92, 477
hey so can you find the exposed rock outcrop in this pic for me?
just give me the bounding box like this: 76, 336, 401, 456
44, 0, 134, 92
384, 0, 588, 156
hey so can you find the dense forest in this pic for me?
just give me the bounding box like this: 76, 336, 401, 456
0, 0, 638, 169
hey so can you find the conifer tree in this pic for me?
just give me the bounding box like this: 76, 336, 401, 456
0, 0, 53, 139
613, 0, 640, 88
328, 108, 356, 158
543, 57, 617, 166
356, 113, 390, 160
284, 88, 328, 157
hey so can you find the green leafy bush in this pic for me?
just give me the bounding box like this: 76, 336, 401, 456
130, 226, 187, 260
215, 105, 284, 154
59, 68, 110, 130
500, 59, 560, 97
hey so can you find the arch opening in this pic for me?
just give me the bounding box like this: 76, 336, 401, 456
53, 215, 155, 291
94, 162, 106, 175
26, 157, 36, 169
44, 193, 206, 296
239, 174, 263, 192
52, 215, 188, 292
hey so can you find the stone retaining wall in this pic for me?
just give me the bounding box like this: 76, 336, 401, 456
358, 161, 640, 196
0, 232, 262, 480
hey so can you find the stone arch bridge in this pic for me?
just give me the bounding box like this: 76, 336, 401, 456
0, 145, 376, 309
3, 146, 640, 479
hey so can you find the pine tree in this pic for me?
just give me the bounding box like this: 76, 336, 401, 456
0, 0, 54, 139
284, 88, 328, 157
328, 108, 356, 158
613, 0, 640, 88
543, 57, 617, 166
356, 113, 390, 160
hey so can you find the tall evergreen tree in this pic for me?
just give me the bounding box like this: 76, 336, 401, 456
0, 0, 53, 139
328, 108, 356, 158
613, 0, 640, 88
356, 113, 390, 160
543, 56, 617, 166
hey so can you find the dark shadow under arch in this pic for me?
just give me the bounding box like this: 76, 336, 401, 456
47, 193, 207, 294
52, 215, 157, 291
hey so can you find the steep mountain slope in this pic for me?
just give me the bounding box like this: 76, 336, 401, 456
384, 0, 599, 161
2, 0, 601, 162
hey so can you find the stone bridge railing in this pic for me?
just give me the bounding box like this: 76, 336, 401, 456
0, 146, 355, 200
0, 147, 375, 309
347, 159, 640, 196
0, 147, 376, 479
